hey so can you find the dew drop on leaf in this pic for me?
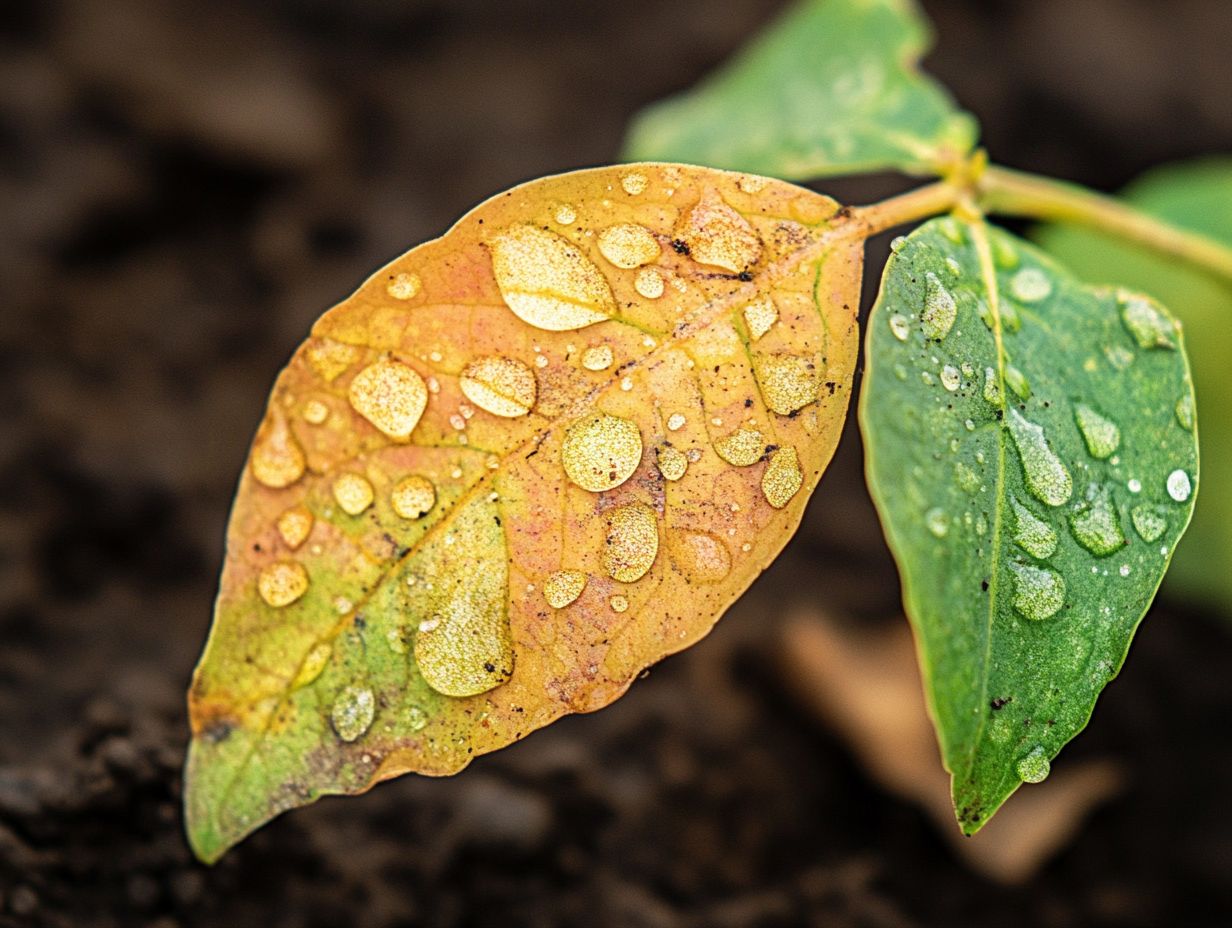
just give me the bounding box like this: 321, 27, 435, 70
597, 223, 661, 269
604, 504, 659, 583
333, 472, 375, 516
543, 570, 588, 609
634, 267, 665, 299
1118, 292, 1177, 349
1010, 267, 1052, 303
276, 505, 314, 550
1175, 394, 1194, 431
713, 427, 765, 466
753, 353, 820, 415
330, 686, 375, 742
257, 560, 309, 608
292, 642, 332, 689
888, 313, 910, 341
940, 365, 961, 392
553, 204, 576, 225
250, 411, 306, 488
666, 413, 686, 432
982, 367, 1002, 405
920, 272, 956, 340
406, 706, 428, 732
1010, 497, 1057, 559
390, 475, 435, 519
1069, 484, 1126, 557
673, 532, 732, 583
1009, 562, 1066, 621
761, 447, 802, 508
459, 356, 537, 418
675, 188, 762, 272
1073, 403, 1121, 459
609, 595, 629, 613
580, 345, 614, 371
1016, 746, 1051, 784
348, 360, 429, 441
386, 272, 422, 301
924, 507, 950, 538
1166, 469, 1192, 502
620, 171, 648, 195
743, 297, 778, 340
562, 412, 643, 492
1004, 365, 1031, 400
302, 399, 329, 425
655, 445, 688, 482
1006, 409, 1073, 507
488, 224, 614, 331
1131, 505, 1167, 543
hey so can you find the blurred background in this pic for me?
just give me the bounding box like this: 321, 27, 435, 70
1, 1, 1231, 925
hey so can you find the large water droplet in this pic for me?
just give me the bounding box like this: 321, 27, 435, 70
675, 188, 762, 272
1007, 409, 1073, 507
489, 224, 614, 330
331, 686, 375, 742
460, 356, 537, 418
258, 560, 309, 607
635, 267, 665, 299
1069, 484, 1126, 556
753, 353, 820, 415
597, 223, 661, 269
349, 359, 429, 441
1011, 497, 1057, 559
1073, 404, 1120, 459
1016, 746, 1051, 784
1119, 292, 1177, 349
604, 504, 659, 582
714, 427, 765, 466
761, 446, 802, 508
562, 412, 643, 492
1166, 469, 1192, 502
743, 297, 778, 341
1009, 562, 1066, 621
921, 272, 957, 341
1131, 505, 1167, 542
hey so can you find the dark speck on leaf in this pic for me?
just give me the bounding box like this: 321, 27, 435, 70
737, 270, 753, 281
671, 239, 690, 255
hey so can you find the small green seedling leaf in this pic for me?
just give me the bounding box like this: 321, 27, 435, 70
860, 217, 1197, 832
186, 164, 864, 862
1038, 158, 1232, 616
623, 0, 977, 179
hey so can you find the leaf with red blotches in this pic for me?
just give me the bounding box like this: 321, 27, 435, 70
185, 164, 863, 861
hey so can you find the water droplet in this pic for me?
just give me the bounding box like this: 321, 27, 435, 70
753, 353, 819, 415
1175, 394, 1194, 431
581, 345, 613, 371
737, 174, 766, 194
333, 472, 374, 516
302, 398, 329, 425
991, 235, 1019, 269
597, 223, 661, 269
713, 427, 765, 466
403, 705, 428, 732
955, 462, 981, 495
1127, 479, 1141, 494
1073, 403, 1120, 459
331, 686, 375, 742
1119, 564, 1131, 577
634, 267, 665, 299
562, 412, 643, 492
675, 188, 762, 272
673, 532, 731, 583
1069, 484, 1126, 556
1005, 365, 1030, 400
292, 642, 332, 688
1010, 267, 1052, 303
666, 413, 686, 432
251, 411, 306, 488
620, 172, 648, 195
554, 204, 577, 225
655, 445, 688, 481
1131, 505, 1167, 542
743, 297, 778, 341
386, 271, 422, 301
1166, 469, 1192, 502
349, 359, 429, 441
489, 224, 613, 331
982, 367, 1002, 405
921, 272, 956, 341
277, 505, 314, 549
1016, 746, 1051, 784
945, 256, 963, 276
1011, 497, 1057, 559
544, 570, 587, 608
620, 376, 634, 391
1104, 345, 1135, 370
391, 474, 436, 519
925, 507, 950, 538
940, 365, 961, 392
1007, 409, 1073, 506
609, 594, 629, 613
887, 313, 911, 341
1010, 562, 1066, 621
889, 235, 908, 253
459, 356, 537, 418
258, 560, 308, 607
1119, 292, 1176, 349
604, 504, 659, 582
762, 446, 802, 508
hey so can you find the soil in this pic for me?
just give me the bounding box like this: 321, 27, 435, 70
2, 1, 1231, 925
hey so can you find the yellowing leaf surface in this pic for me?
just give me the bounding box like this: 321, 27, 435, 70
186, 164, 863, 861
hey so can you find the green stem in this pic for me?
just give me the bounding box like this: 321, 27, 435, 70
849, 179, 961, 237
979, 164, 1232, 284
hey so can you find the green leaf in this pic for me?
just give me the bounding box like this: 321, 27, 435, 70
860, 217, 1197, 832
1037, 158, 1232, 616
623, 0, 978, 179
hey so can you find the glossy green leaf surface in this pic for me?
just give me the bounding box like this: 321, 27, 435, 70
861, 217, 1197, 832
1038, 158, 1232, 616
623, 0, 977, 179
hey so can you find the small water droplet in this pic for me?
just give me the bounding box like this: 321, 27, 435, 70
1119, 564, 1131, 577
761, 447, 802, 508
655, 445, 688, 481
674, 532, 731, 583
277, 505, 314, 550
1119, 292, 1177, 349
666, 413, 686, 431
1016, 746, 1051, 783
955, 462, 981, 495
1010, 267, 1052, 303
581, 345, 614, 371
634, 267, 665, 299
945, 256, 963, 276
331, 686, 375, 742
753, 353, 819, 415
609, 594, 629, 613
391, 475, 436, 519
333, 472, 375, 516
292, 642, 332, 688
940, 365, 961, 392
460, 356, 537, 418
554, 204, 577, 225
386, 271, 422, 300
1131, 505, 1167, 542
1011, 497, 1057, 559
1073, 404, 1120, 459
251, 411, 306, 488
1010, 562, 1066, 621
302, 398, 329, 425
982, 367, 1002, 406
562, 413, 643, 492
597, 222, 661, 269
406, 705, 428, 732
893, 364, 908, 381
889, 235, 908, 254
925, 507, 950, 538
1127, 478, 1142, 494
1166, 469, 1192, 502
991, 235, 1019, 269
1175, 394, 1194, 431
620, 172, 648, 195
1005, 365, 1031, 400
604, 504, 659, 582
544, 570, 587, 608
675, 187, 762, 272
921, 272, 957, 341
1069, 484, 1126, 556
1007, 409, 1073, 507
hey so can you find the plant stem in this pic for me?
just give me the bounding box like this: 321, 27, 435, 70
979, 165, 1232, 284
849, 180, 961, 237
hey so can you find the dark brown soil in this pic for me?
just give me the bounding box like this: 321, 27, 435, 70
2, 1, 1231, 925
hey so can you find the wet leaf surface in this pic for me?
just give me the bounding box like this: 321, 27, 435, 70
860, 217, 1197, 832
1037, 158, 1232, 617
186, 164, 862, 861
623, 0, 977, 179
